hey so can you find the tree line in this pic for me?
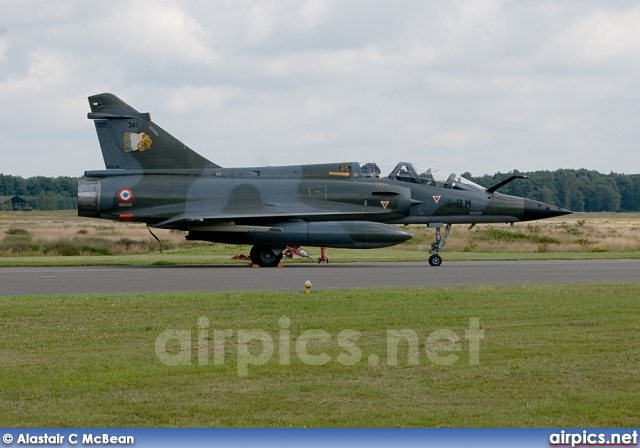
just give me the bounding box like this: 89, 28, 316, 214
464, 169, 640, 212
0, 175, 77, 210
1, 169, 640, 212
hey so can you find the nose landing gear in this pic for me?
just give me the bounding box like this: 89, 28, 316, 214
428, 223, 451, 267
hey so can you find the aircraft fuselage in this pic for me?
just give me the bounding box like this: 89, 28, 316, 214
79, 161, 569, 250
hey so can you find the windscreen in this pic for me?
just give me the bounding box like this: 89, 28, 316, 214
359, 162, 485, 191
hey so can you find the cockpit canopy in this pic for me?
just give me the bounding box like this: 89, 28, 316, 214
359, 162, 485, 192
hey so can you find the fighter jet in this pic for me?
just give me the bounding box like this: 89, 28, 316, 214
78, 93, 572, 267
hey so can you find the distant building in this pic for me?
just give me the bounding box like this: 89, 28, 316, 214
0, 195, 31, 211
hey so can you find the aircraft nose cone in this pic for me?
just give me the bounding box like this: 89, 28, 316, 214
523, 199, 573, 221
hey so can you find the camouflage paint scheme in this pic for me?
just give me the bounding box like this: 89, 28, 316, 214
78, 93, 571, 267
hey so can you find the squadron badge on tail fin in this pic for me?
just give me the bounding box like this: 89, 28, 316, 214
123, 132, 153, 152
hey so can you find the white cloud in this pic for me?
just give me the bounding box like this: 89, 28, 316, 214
245, 1, 278, 44
303, 96, 337, 118
0, 50, 73, 97
428, 128, 490, 149
264, 46, 408, 78
93, 1, 219, 66
264, 50, 357, 77
0, 36, 8, 64
165, 86, 245, 115
293, 0, 330, 31
245, 0, 332, 44
437, 0, 508, 58
547, 7, 640, 69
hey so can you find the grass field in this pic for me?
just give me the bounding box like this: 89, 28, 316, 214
1, 284, 638, 427
0, 211, 639, 267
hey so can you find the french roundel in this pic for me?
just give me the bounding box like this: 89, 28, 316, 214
117, 188, 134, 203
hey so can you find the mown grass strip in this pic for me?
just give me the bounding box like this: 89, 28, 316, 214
1, 249, 640, 267
1, 284, 638, 427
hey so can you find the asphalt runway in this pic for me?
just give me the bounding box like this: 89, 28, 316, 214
0, 260, 639, 296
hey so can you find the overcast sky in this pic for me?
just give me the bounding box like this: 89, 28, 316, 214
1, 0, 640, 178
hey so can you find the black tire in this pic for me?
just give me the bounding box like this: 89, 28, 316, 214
428, 254, 443, 267
250, 246, 282, 268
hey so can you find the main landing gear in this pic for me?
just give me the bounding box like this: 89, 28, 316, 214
250, 245, 283, 268
428, 223, 452, 267
249, 245, 315, 267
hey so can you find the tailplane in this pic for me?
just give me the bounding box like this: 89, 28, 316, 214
87, 93, 219, 170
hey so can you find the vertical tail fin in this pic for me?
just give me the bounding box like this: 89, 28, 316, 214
87, 93, 219, 170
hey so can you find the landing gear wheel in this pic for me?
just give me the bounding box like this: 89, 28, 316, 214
250, 246, 282, 268
428, 254, 442, 267
428, 223, 451, 267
